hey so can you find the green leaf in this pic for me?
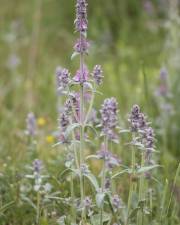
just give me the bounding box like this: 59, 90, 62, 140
138, 199, 146, 208
129, 207, 140, 219
96, 192, 105, 208
0, 201, 15, 213
65, 123, 80, 138
137, 165, 160, 174
21, 196, 37, 210
111, 169, 129, 179
85, 124, 98, 136
86, 154, 99, 160
84, 173, 99, 191
71, 52, 79, 60
91, 213, 111, 225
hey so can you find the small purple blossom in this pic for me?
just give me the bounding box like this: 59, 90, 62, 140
143, 127, 155, 163
92, 65, 103, 85
111, 194, 122, 211
104, 177, 111, 190
160, 67, 168, 81
74, 38, 90, 54
75, 0, 88, 32
80, 163, 90, 175
83, 196, 92, 209
56, 67, 70, 91
128, 105, 147, 132
33, 159, 43, 174
59, 112, 70, 132
26, 112, 36, 136
128, 105, 156, 165
73, 65, 89, 83
97, 143, 121, 169
100, 98, 119, 142
6, 53, 21, 70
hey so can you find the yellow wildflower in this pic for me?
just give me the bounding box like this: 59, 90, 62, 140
46, 135, 55, 143
37, 117, 46, 126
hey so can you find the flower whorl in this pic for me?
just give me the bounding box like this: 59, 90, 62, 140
100, 98, 119, 142
92, 65, 103, 85
75, 0, 88, 32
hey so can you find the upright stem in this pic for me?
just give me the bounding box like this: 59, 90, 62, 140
126, 142, 136, 225
137, 152, 145, 225
79, 32, 86, 221
36, 191, 41, 225
100, 137, 107, 225
70, 173, 76, 222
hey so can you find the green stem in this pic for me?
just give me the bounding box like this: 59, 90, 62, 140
70, 173, 76, 222
36, 191, 41, 225
137, 153, 145, 225
100, 137, 107, 225
160, 179, 168, 223
126, 145, 136, 225
79, 32, 86, 222
166, 163, 180, 217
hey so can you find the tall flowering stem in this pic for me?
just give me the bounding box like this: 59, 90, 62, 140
99, 98, 120, 225
75, 0, 88, 221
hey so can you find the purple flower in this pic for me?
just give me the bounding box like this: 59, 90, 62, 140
111, 195, 122, 211
155, 67, 170, 97
74, 38, 90, 54
128, 105, 147, 132
159, 67, 168, 81
59, 112, 70, 132
75, 0, 88, 32
92, 65, 103, 85
80, 163, 90, 175
33, 159, 43, 173
97, 143, 121, 169
56, 67, 70, 91
26, 112, 36, 136
71, 92, 80, 121
128, 105, 156, 165
73, 65, 89, 83
6, 53, 21, 70
143, 127, 155, 163
104, 177, 111, 190
83, 196, 92, 209
100, 98, 119, 142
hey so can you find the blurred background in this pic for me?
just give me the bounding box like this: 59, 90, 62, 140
0, 0, 180, 185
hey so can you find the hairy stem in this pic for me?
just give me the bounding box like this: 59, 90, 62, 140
36, 191, 41, 225
137, 152, 145, 225
79, 32, 86, 222
126, 143, 136, 225
100, 137, 107, 225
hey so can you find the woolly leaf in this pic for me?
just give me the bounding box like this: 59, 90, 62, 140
84, 173, 99, 191
65, 123, 80, 138
71, 52, 79, 60
96, 192, 105, 208
90, 212, 111, 225
111, 169, 129, 179
137, 165, 160, 174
